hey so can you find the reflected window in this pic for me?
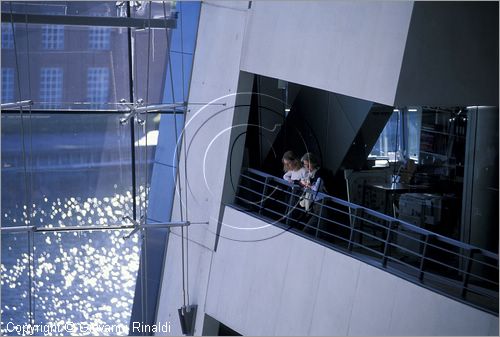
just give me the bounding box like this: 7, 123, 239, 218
40, 67, 63, 109
42, 24, 64, 50
89, 26, 111, 50
370, 110, 403, 161
369, 108, 421, 162
1, 68, 14, 103
405, 108, 422, 161
1, 23, 14, 49
87, 67, 109, 109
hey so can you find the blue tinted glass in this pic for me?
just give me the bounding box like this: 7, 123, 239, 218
1, 68, 15, 102
162, 1, 200, 104
42, 25, 64, 50
87, 68, 110, 109
1, 233, 31, 328
370, 111, 400, 160
88, 27, 111, 50
1, 230, 140, 335
39, 68, 63, 109
148, 113, 184, 223
162, 52, 193, 104
1, 112, 145, 334
406, 109, 421, 161
1, 2, 118, 17
1, 24, 14, 49
1, 1, 194, 332
1, 113, 134, 228
1, 24, 130, 110
31, 230, 140, 335
170, 1, 200, 55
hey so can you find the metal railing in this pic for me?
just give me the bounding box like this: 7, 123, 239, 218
232, 168, 499, 315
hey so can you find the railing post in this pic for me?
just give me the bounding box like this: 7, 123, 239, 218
348, 208, 362, 251
461, 248, 478, 298
259, 177, 271, 215
315, 199, 325, 239
382, 221, 397, 267
285, 185, 299, 226
418, 234, 433, 281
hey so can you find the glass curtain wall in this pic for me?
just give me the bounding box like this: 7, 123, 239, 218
0, 1, 193, 335
128, 1, 200, 333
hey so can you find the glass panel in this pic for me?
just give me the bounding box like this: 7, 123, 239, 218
369, 108, 422, 162
162, 52, 193, 104
132, 28, 169, 105
31, 230, 140, 336
134, 112, 161, 216
170, 2, 200, 56
1, 114, 26, 223
1, 2, 120, 17
1, 23, 130, 110
147, 113, 184, 222
405, 108, 422, 162
1, 1, 194, 333
369, 110, 403, 161
1, 232, 31, 331
1, 67, 15, 103
129, 1, 175, 20
1, 229, 140, 336
1, 23, 15, 50
1, 113, 133, 229
163, 1, 201, 104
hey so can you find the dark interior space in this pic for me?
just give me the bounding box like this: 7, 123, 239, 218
240, 74, 498, 252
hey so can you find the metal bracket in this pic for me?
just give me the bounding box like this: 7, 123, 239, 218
121, 215, 208, 240
119, 98, 145, 125
119, 99, 186, 126
1, 100, 33, 110
178, 304, 197, 336
0, 217, 207, 238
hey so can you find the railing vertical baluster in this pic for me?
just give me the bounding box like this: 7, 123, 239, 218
315, 199, 325, 239
259, 177, 271, 215
382, 221, 397, 267
285, 185, 295, 226
348, 208, 362, 251
419, 234, 433, 282
461, 248, 478, 298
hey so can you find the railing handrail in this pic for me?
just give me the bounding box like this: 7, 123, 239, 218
245, 168, 498, 260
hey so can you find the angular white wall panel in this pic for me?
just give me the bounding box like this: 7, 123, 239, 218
347, 263, 400, 335
389, 278, 498, 336
154, 2, 249, 335
308, 250, 362, 336
240, 1, 414, 105
272, 237, 325, 335
203, 206, 499, 336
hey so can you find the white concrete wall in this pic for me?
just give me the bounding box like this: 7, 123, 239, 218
154, 1, 249, 335
240, 1, 414, 105
204, 206, 498, 336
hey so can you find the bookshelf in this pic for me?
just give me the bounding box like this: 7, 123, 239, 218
418, 108, 466, 179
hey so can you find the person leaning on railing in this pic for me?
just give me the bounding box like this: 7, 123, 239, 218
282, 150, 308, 183
299, 153, 330, 236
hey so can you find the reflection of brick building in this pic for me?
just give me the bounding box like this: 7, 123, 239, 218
1, 2, 170, 108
